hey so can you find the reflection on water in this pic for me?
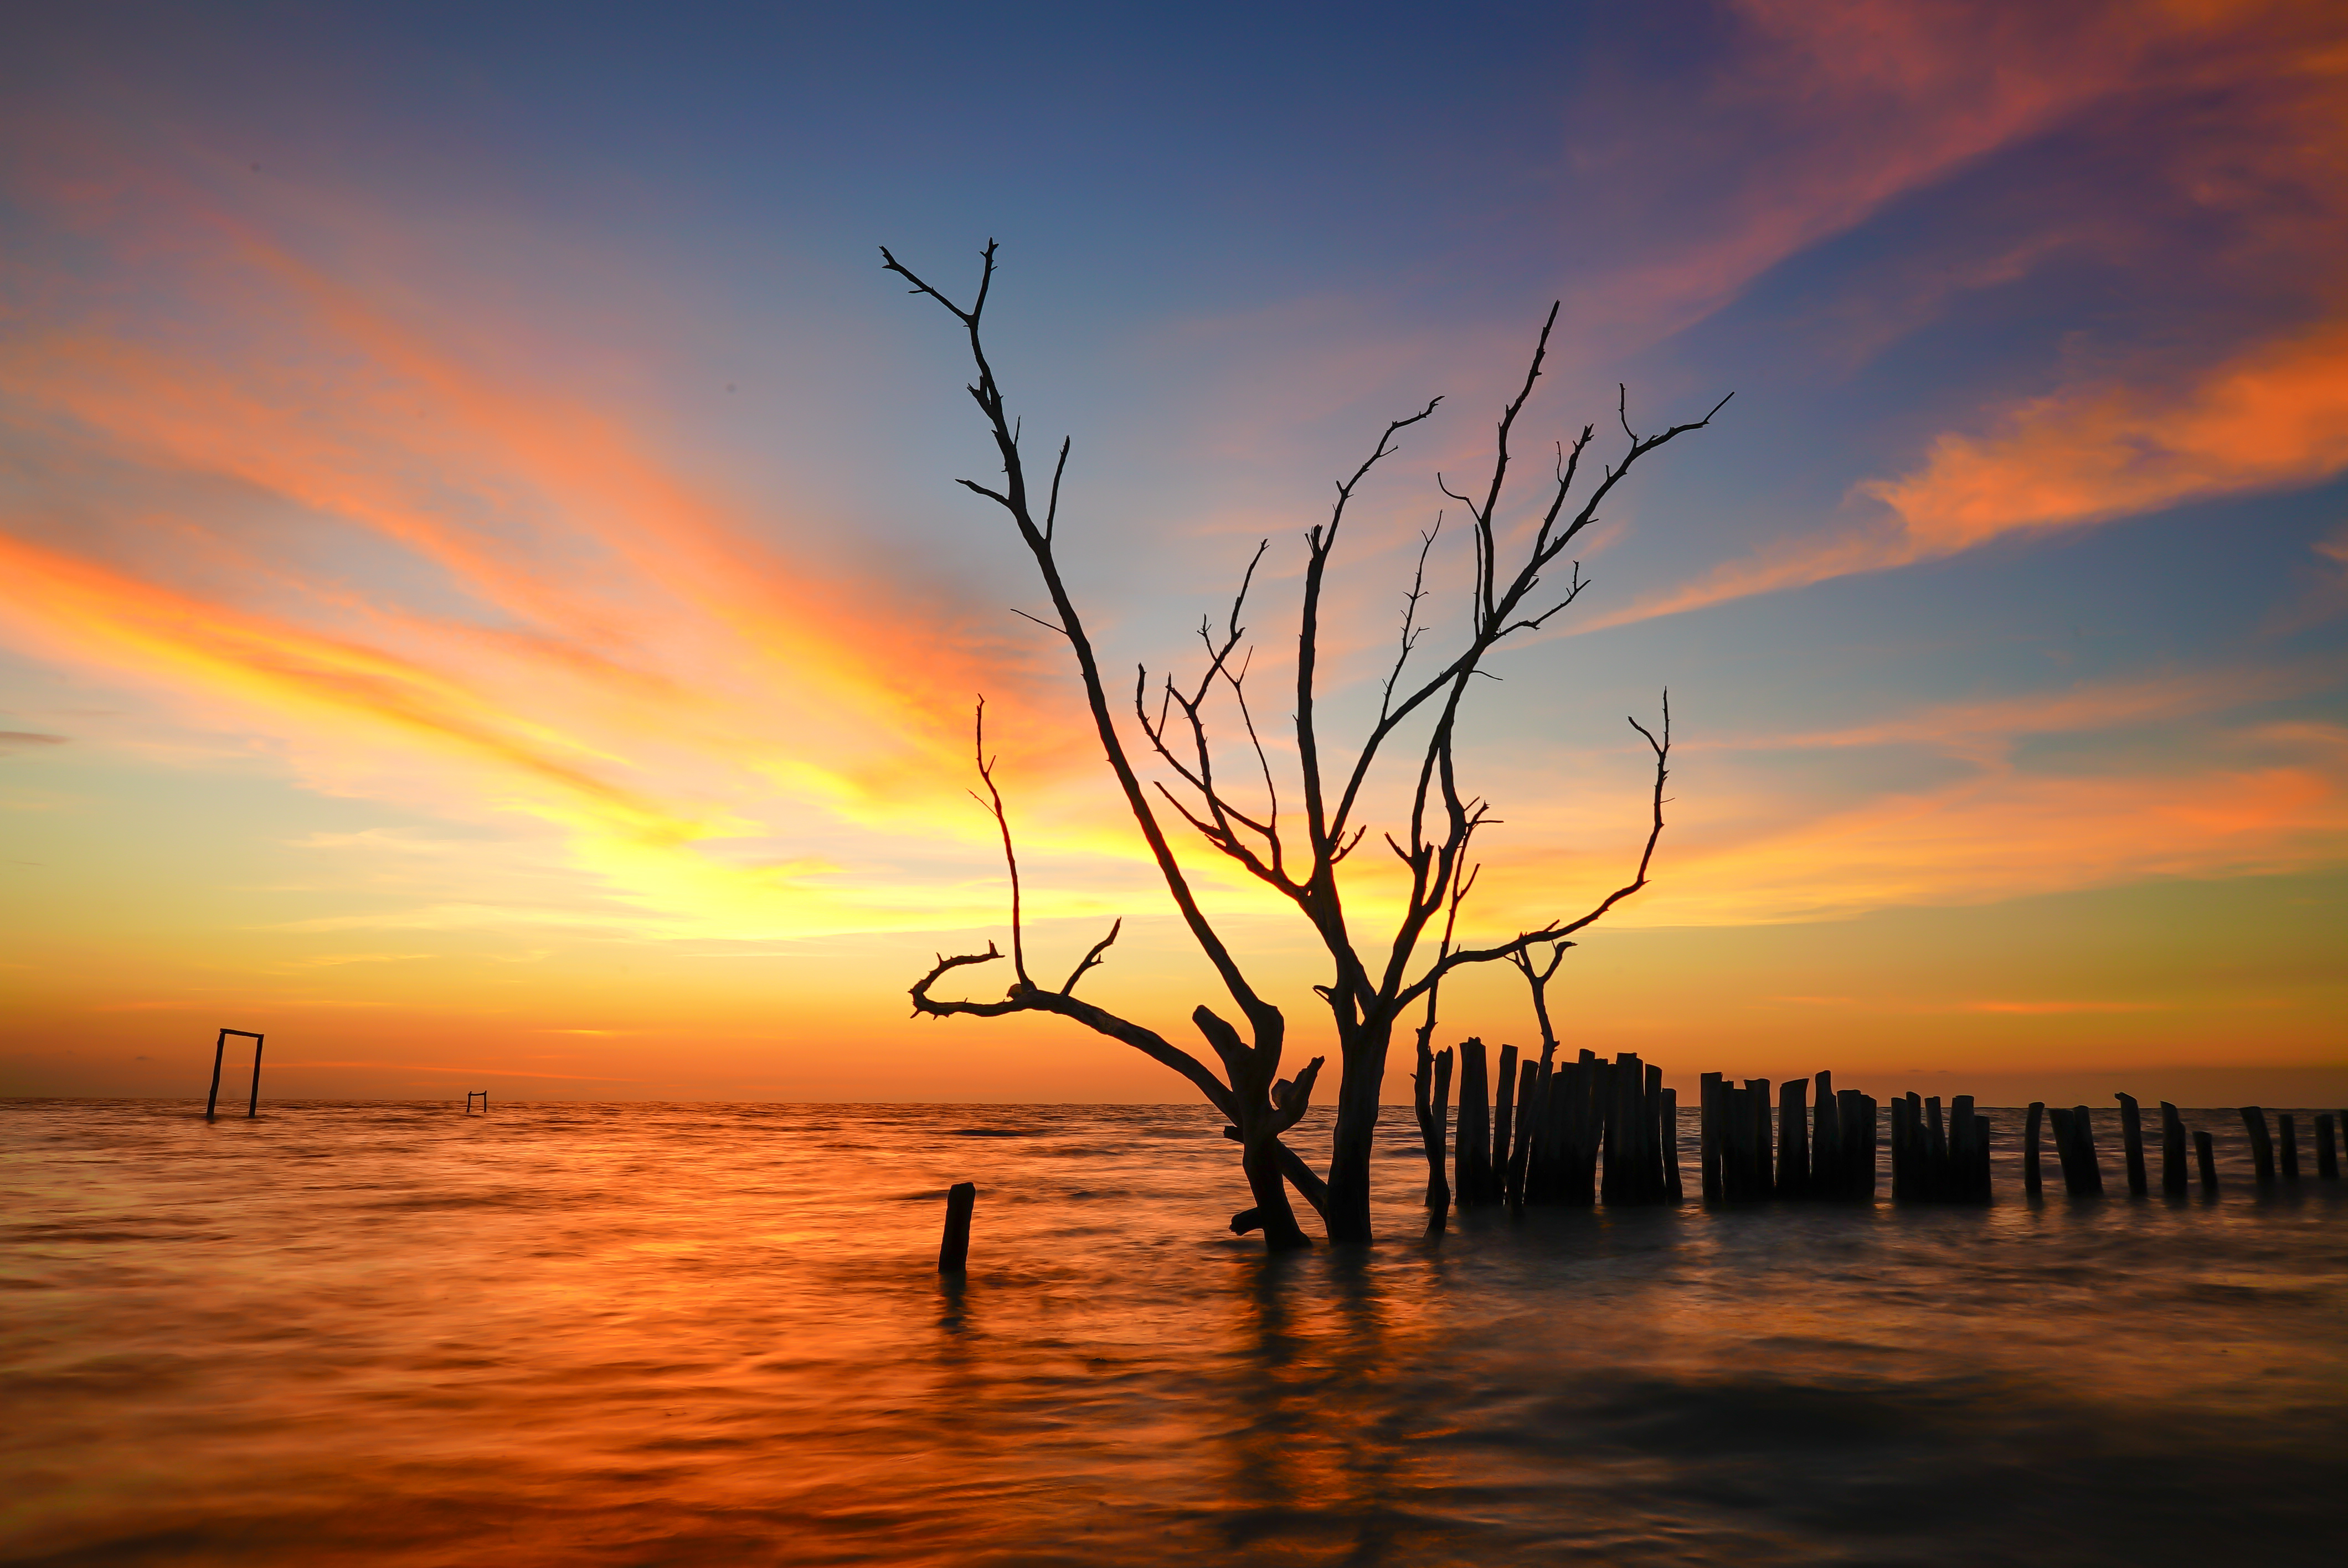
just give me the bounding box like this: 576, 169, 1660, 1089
4, 1101, 2343, 1565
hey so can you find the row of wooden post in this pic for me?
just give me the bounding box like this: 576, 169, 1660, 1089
1424, 1044, 2345, 1211
1698, 1071, 1878, 1201
1432, 1039, 1681, 1214
2024, 1100, 2344, 1196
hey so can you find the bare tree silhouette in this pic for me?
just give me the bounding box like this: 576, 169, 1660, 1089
894, 241, 1724, 1247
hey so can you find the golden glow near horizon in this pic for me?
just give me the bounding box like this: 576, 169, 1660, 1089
3, 1, 2345, 1101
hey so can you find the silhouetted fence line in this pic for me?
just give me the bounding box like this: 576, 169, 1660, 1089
1409, 1053, 2338, 1221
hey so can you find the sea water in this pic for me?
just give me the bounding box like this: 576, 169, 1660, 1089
4, 1100, 2344, 1565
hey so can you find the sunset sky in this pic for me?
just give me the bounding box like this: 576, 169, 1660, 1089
4, 2, 2344, 1104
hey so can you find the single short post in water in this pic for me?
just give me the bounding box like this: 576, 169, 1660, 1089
204, 1028, 266, 1122
2241, 1107, 2275, 1188
2116, 1092, 2148, 1196
2160, 1102, 2187, 1195
938, 1182, 977, 1273
2316, 1113, 2340, 1180
2194, 1129, 2219, 1193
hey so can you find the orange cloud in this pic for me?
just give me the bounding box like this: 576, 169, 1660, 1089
1589, 317, 2348, 629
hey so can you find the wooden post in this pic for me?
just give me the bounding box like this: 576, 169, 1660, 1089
1811, 1072, 1837, 1198
1699, 1071, 1723, 1201
2159, 1102, 2187, 1194
1745, 1079, 1773, 1198
2316, 1113, 2340, 1180
2068, 1106, 2105, 1195
1661, 1086, 1682, 1201
938, 1182, 976, 1273
1507, 1058, 1539, 1208
1924, 1096, 1948, 1201
2024, 1101, 2045, 1196
1889, 1094, 1912, 1201
1951, 1095, 1978, 1202
2277, 1114, 2299, 1183
1492, 1043, 1519, 1204
1432, 1049, 1455, 1216
1644, 1062, 1667, 1200
1613, 1053, 1649, 1204
1456, 1037, 1491, 1206
1778, 1078, 1809, 1198
1970, 1108, 1993, 1201
2116, 1092, 2148, 1196
1857, 1093, 1879, 1199
2241, 1106, 2275, 1188
245, 1033, 265, 1118
2193, 1128, 2218, 1192
205, 1028, 228, 1121
1834, 1089, 1868, 1199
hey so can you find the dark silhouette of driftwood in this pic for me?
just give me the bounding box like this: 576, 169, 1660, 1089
887, 240, 1723, 1247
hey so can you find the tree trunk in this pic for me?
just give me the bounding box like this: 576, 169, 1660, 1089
1242, 1131, 1312, 1250
1325, 1019, 1393, 1243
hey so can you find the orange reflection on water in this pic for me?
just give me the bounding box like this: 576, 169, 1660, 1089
6, 1101, 2344, 1564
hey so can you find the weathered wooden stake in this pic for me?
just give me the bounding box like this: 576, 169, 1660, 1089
1492, 1043, 1520, 1204
2241, 1106, 2275, 1188
938, 1182, 976, 1273
1661, 1086, 1682, 1201
1747, 1078, 1774, 1199
2277, 1114, 2299, 1183
1428, 1048, 1454, 1221
1507, 1058, 1539, 1208
2193, 1128, 2218, 1192
1699, 1071, 1722, 1200
1457, 1038, 1492, 1206
2316, 1113, 2340, 1180
2069, 1105, 2105, 1195
2024, 1101, 2044, 1196
2116, 1092, 2148, 1196
2159, 1102, 2187, 1195
1778, 1078, 1809, 1197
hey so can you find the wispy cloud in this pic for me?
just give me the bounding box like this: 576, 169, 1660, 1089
1588, 319, 2348, 630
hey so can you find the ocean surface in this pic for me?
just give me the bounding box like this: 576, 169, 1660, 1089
5, 1098, 2344, 1566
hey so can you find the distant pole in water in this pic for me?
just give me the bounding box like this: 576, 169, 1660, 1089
939, 1182, 977, 1273
204, 1028, 265, 1122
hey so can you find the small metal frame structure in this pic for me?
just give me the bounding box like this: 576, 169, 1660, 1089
465, 1091, 489, 1115
205, 1028, 266, 1121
